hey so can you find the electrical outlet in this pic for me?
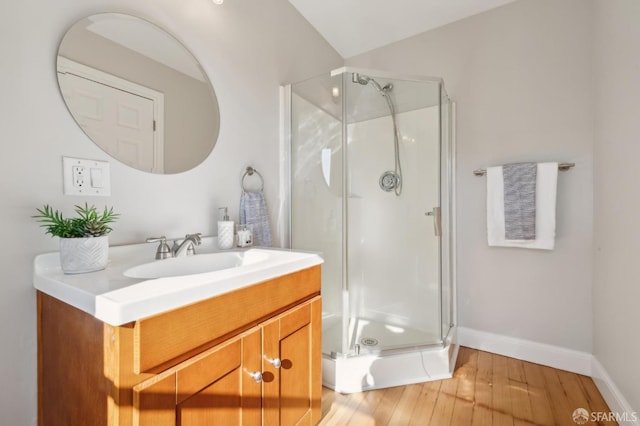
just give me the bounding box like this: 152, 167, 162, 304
63, 157, 111, 196
72, 165, 87, 188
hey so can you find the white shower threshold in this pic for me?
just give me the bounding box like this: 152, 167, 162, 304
322, 326, 459, 394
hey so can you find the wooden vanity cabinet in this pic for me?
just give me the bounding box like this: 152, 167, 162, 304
133, 327, 262, 425
38, 265, 321, 426
262, 298, 321, 426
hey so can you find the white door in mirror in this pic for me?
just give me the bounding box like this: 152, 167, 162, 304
63, 157, 111, 196
58, 63, 161, 173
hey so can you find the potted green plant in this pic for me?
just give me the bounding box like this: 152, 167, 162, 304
34, 203, 119, 274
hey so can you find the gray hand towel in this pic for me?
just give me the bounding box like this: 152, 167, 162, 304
240, 191, 272, 247
503, 162, 537, 240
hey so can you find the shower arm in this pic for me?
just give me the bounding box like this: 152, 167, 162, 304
352, 72, 403, 196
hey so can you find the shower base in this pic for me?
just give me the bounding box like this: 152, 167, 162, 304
322, 315, 458, 393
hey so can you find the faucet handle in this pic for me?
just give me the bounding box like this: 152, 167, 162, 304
188, 233, 203, 245
146, 236, 173, 260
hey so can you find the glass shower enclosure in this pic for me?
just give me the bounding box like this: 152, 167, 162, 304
287, 67, 455, 392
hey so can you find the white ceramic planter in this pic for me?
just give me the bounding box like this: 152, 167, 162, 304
59, 236, 109, 274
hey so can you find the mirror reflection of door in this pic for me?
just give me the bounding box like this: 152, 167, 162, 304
58, 57, 165, 173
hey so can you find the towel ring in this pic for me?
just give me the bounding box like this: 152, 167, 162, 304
242, 166, 264, 192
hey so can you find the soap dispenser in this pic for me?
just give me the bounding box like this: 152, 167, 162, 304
217, 207, 235, 249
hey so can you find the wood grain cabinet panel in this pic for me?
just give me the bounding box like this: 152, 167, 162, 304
133, 331, 262, 426
263, 299, 322, 426
38, 265, 321, 426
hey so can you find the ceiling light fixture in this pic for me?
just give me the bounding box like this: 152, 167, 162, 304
212, 0, 224, 4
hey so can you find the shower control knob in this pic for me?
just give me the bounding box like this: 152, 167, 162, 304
248, 371, 262, 383
266, 357, 281, 369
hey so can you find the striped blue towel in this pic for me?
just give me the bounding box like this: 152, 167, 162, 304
240, 191, 272, 247
503, 162, 537, 240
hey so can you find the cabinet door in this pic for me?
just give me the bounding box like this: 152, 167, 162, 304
176, 337, 241, 426
134, 328, 262, 425
134, 372, 177, 425
263, 297, 322, 426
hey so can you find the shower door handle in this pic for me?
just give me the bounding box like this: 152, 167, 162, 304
426, 207, 441, 237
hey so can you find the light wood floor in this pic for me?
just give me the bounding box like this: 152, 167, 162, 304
319, 346, 616, 426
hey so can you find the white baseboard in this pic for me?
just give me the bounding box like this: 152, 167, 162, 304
591, 357, 639, 426
457, 326, 592, 375
458, 327, 638, 425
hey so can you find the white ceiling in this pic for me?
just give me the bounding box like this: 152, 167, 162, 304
288, 0, 518, 58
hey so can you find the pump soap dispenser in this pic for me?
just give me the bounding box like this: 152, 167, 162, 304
217, 207, 234, 249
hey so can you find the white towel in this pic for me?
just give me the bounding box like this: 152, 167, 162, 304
487, 162, 558, 250
240, 191, 272, 247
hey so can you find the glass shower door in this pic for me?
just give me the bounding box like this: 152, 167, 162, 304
290, 72, 345, 357
344, 72, 443, 354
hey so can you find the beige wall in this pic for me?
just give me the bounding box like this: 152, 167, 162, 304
348, 0, 595, 353
0, 0, 341, 423
593, 0, 640, 412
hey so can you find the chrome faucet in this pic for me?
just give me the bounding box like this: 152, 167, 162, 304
172, 233, 202, 257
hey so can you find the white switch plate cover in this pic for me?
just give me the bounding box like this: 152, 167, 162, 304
63, 157, 111, 196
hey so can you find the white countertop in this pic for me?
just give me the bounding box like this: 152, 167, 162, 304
33, 238, 323, 326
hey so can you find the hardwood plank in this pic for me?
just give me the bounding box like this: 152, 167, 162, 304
455, 346, 477, 374
472, 406, 494, 426
474, 350, 494, 425
493, 411, 515, 426
509, 379, 534, 424
347, 388, 385, 425
321, 386, 337, 419
556, 369, 592, 419
578, 375, 617, 425
387, 383, 423, 424
492, 354, 515, 425
408, 379, 440, 425
540, 365, 576, 426
371, 386, 405, 424
451, 398, 474, 426
521, 361, 556, 426
452, 347, 476, 426
488, 361, 515, 426
522, 360, 546, 388
507, 357, 527, 383
455, 347, 478, 402
319, 390, 361, 425
513, 420, 535, 426
430, 375, 457, 425
318, 348, 615, 426
526, 383, 555, 426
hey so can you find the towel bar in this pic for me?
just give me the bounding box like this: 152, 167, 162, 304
242, 166, 264, 192
473, 162, 575, 176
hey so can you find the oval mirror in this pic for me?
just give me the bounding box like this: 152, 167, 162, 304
56, 13, 220, 174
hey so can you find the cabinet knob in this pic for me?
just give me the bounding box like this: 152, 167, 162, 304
266, 357, 281, 369
248, 371, 262, 383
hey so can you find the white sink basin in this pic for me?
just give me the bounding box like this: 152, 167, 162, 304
124, 251, 269, 279
33, 239, 323, 326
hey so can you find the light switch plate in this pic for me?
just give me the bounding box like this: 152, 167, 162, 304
63, 157, 111, 196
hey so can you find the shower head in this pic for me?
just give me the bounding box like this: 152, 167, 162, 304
351, 72, 370, 85
351, 73, 391, 95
